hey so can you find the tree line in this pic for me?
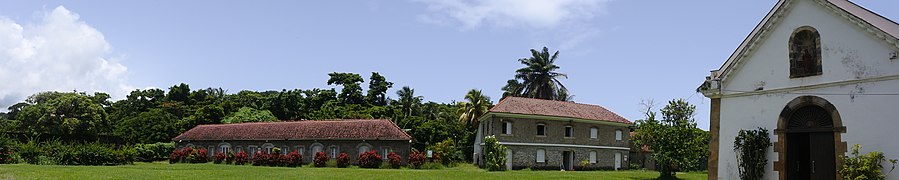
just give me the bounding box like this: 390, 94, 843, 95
0, 46, 579, 164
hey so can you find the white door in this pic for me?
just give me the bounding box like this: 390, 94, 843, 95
505, 149, 513, 170
614, 153, 622, 170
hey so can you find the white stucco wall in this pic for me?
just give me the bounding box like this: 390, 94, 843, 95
715, 0, 899, 179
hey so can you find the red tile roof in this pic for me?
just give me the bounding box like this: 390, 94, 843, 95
173, 119, 411, 141
490, 97, 631, 124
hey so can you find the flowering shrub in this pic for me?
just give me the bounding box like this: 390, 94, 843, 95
408, 150, 426, 169
214, 152, 227, 164
169, 147, 189, 164
336, 152, 350, 168
285, 150, 302, 167
252, 151, 271, 166
168, 147, 211, 164
0, 146, 11, 164
387, 152, 402, 168
234, 151, 249, 165
0, 137, 11, 164
358, 150, 382, 168
192, 149, 208, 163
314, 152, 329, 167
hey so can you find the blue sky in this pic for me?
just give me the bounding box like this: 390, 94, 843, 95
1, 0, 897, 130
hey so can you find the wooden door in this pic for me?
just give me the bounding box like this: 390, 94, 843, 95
809, 132, 835, 180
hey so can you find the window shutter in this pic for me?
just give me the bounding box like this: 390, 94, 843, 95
536, 149, 546, 163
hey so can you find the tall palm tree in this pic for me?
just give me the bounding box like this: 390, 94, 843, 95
505, 47, 570, 101
396, 86, 422, 117
458, 89, 491, 130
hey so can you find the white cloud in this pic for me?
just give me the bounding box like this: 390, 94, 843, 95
415, 0, 611, 30
0, 6, 131, 109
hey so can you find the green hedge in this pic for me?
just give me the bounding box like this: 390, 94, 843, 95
135, 142, 175, 162
13, 138, 135, 165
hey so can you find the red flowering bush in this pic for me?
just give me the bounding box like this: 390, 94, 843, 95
252, 151, 271, 166
336, 152, 350, 168
358, 150, 382, 168
408, 150, 426, 169
285, 150, 302, 167
214, 152, 227, 164
234, 151, 249, 165
0, 138, 12, 164
387, 152, 402, 168
169, 147, 190, 164
430, 152, 442, 163
314, 152, 329, 167
192, 149, 208, 163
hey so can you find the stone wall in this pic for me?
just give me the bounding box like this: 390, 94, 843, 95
508, 145, 629, 170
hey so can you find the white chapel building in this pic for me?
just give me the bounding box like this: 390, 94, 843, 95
699, 0, 899, 179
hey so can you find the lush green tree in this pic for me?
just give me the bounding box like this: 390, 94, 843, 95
222, 107, 278, 124
15, 92, 109, 136
116, 108, 182, 143
166, 83, 191, 103
458, 89, 491, 130
502, 47, 571, 101
327, 72, 365, 105
633, 99, 709, 178
395, 86, 422, 117
366, 72, 393, 106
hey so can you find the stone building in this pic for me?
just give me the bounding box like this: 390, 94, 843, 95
172, 119, 412, 163
473, 97, 632, 170
699, 0, 899, 179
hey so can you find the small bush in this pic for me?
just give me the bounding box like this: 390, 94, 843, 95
387, 152, 402, 168
313, 152, 329, 167
226, 152, 235, 164
483, 135, 507, 171
408, 150, 426, 169
431, 139, 460, 165
734, 128, 771, 180
285, 150, 302, 167
336, 152, 350, 168
16, 138, 41, 164
840, 144, 898, 180
234, 151, 249, 165
214, 152, 227, 164
358, 150, 382, 168
252, 151, 271, 166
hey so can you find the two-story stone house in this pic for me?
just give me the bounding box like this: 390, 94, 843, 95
473, 97, 633, 170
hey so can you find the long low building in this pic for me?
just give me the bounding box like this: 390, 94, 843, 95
172, 119, 412, 163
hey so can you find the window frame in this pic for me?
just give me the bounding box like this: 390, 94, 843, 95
536, 123, 546, 136
381, 147, 391, 160
615, 130, 623, 141
590, 127, 598, 139
536, 149, 546, 163
502, 121, 512, 135
788, 26, 823, 78
329, 146, 339, 158
589, 151, 597, 164
564, 125, 573, 138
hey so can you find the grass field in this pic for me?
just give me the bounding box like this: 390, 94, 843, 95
0, 162, 707, 180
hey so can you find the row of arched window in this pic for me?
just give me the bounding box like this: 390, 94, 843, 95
183, 142, 392, 159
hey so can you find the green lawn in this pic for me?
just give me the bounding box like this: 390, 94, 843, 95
0, 162, 707, 180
